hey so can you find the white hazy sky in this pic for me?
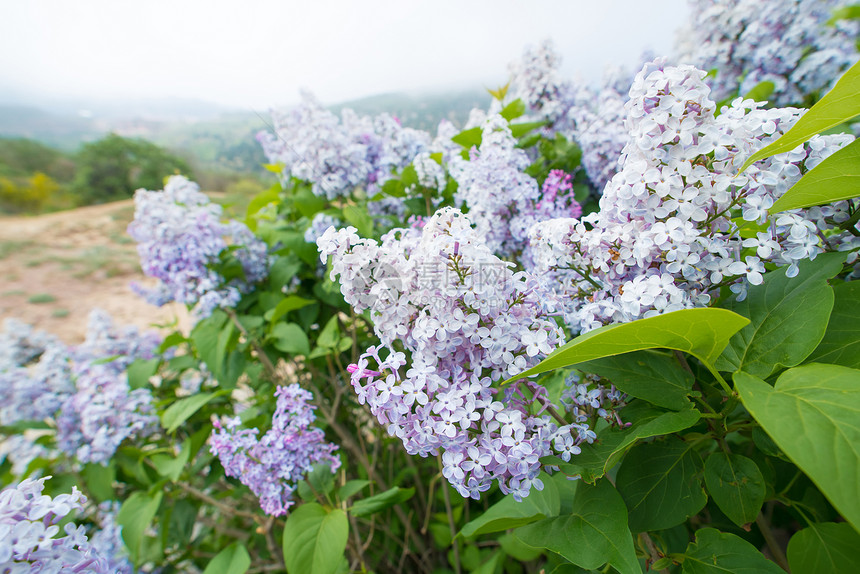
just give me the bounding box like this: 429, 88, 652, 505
0, 0, 690, 109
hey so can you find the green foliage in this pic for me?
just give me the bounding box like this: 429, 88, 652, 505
72, 133, 192, 204
740, 59, 860, 172
459, 473, 562, 538
202, 542, 251, 574
680, 528, 785, 573
282, 503, 349, 574
806, 280, 860, 367
716, 252, 842, 377
703, 453, 765, 527
770, 137, 860, 212
787, 522, 860, 574
735, 364, 860, 532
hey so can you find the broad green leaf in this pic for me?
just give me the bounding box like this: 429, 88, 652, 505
504, 308, 748, 384
703, 452, 765, 527
739, 60, 860, 172
117, 491, 163, 565
471, 551, 505, 574
269, 255, 303, 288
577, 350, 694, 410
82, 461, 116, 502
264, 296, 315, 327
150, 440, 192, 482
499, 532, 542, 561
341, 204, 373, 237
127, 358, 159, 390
337, 480, 369, 500
190, 310, 228, 376
616, 437, 708, 532
681, 528, 784, 574
510, 120, 547, 138
459, 472, 561, 538
349, 486, 414, 517
451, 126, 482, 149
806, 280, 860, 368
743, 80, 775, 103
317, 315, 340, 349
787, 522, 860, 574
500, 98, 526, 121
553, 403, 701, 483
202, 542, 251, 574
716, 252, 842, 378
297, 462, 337, 502
283, 503, 349, 574
161, 392, 218, 434
735, 365, 860, 532
515, 480, 641, 574
271, 322, 311, 356
771, 138, 860, 212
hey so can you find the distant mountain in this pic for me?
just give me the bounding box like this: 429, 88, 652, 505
0, 106, 102, 150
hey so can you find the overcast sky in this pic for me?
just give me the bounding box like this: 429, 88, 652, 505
0, 0, 690, 110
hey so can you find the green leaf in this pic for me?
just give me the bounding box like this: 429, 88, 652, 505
554, 403, 701, 483
269, 255, 303, 288
265, 296, 314, 326
703, 452, 765, 527
341, 204, 374, 237
202, 542, 251, 574
681, 528, 785, 573
337, 480, 369, 500
504, 308, 748, 384
297, 462, 337, 501
514, 480, 641, 574
271, 322, 311, 356
735, 365, 860, 532
743, 80, 775, 102
616, 437, 708, 532
127, 358, 159, 390
500, 98, 526, 121
350, 486, 415, 517
82, 461, 116, 502
577, 350, 694, 410
716, 252, 842, 378
771, 138, 860, 212
510, 121, 547, 138
452, 126, 482, 149
806, 280, 860, 368
317, 315, 341, 349
161, 392, 219, 434
787, 522, 860, 574
150, 440, 192, 482
283, 503, 349, 574
459, 472, 562, 538
739, 60, 860, 172
190, 310, 228, 376
117, 491, 163, 565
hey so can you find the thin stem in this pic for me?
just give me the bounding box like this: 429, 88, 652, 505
755, 512, 789, 572
639, 532, 669, 574
439, 455, 461, 574
173, 481, 259, 521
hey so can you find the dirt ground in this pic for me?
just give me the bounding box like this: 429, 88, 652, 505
0, 201, 190, 343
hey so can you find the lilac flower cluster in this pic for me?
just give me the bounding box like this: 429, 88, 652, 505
676, 0, 860, 105
0, 310, 161, 468
257, 92, 430, 199
304, 213, 343, 244
508, 39, 576, 127
0, 477, 113, 572
128, 175, 269, 319
87, 502, 134, 574
529, 59, 856, 333
561, 373, 628, 436
209, 384, 340, 516
318, 208, 597, 500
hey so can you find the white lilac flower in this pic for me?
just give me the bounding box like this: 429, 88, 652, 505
209, 384, 340, 516
676, 0, 860, 105
0, 477, 113, 572
128, 175, 269, 319
319, 208, 585, 501
529, 59, 856, 332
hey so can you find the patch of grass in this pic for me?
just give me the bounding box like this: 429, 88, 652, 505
0, 240, 35, 260
2, 289, 25, 296
109, 232, 134, 245
51, 308, 70, 318
25, 259, 43, 267
28, 293, 56, 304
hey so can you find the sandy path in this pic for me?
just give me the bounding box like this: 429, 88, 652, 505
0, 201, 189, 343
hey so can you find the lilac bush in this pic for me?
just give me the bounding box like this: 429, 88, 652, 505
209, 384, 341, 516
128, 175, 269, 319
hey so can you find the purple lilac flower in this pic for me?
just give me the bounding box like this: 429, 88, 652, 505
257, 92, 430, 199
676, 0, 860, 105
209, 384, 340, 516
319, 208, 593, 501
128, 176, 269, 319
529, 59, 856, 333
304, 213, 343, 244
87, 502, 134, 574
0, 477, 113, 572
